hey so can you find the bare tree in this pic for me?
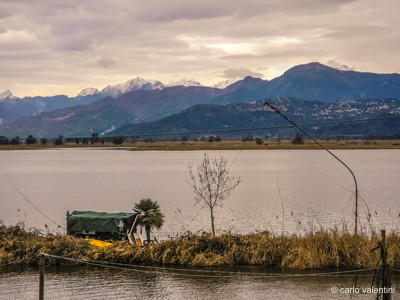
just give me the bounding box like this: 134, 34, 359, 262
188, 153, 241, 236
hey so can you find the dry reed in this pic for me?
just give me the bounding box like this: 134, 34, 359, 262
2, 224, 399, 270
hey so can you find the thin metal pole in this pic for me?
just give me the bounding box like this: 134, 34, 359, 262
264, 100, 359, 234
39, 254, 44, 300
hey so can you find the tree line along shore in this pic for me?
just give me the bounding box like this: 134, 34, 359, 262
0, 139, 400, 151
2, 224, 400, 270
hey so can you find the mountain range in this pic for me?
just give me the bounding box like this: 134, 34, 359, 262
107, 98, 400, 138
0, 77, 205, 124
1, 62, 400, 138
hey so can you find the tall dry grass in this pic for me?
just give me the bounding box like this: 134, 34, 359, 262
2, 224, 399, 269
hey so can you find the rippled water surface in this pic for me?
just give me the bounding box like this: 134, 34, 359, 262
1, 265, 398, 300
1, 149, 400, 299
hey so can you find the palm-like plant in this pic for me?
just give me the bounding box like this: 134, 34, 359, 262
133, 198, 165, 243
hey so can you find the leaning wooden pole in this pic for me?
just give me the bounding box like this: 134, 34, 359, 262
264, 100, 359, 234
39, 253, 45, 300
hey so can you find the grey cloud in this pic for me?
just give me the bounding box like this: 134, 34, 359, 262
96, 57, 116, 68
132, 0, 355, 23
222, 68, 264, 79
222, 47, 327, 61
221, 54, 259, 60
0, 0, 399, 96
261, 48, 327, 59
326, 60, 354, 71
132, 0, 238, 22
49, 17, 114, 37
0, 9, 11, 19
53, 35, 94, 51
323, 24, 393, 40
265, 0, 357, 16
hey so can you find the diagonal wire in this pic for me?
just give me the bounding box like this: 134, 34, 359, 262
228, 102, 267, 171
0, 166, 65, 229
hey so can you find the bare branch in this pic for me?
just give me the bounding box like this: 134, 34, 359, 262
187, 153, 241, 236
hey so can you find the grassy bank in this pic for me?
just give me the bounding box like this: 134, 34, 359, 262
1, 140, 400, 151
2, 224, 400, 269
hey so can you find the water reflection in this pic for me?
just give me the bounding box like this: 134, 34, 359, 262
1, 265, 398, 299
1, 150, 400, 238
1, 149, 400, 298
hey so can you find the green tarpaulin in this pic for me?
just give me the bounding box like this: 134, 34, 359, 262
67, 211, 137, 234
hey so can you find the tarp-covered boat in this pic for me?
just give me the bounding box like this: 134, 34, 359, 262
66, 211, 138, 241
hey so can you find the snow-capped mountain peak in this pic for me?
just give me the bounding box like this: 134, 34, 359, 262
101, 77, 166, 98
0, 90, 17, 101
77, 87, 100, 97
213, 79, 238, 89
167, 78, 203, 87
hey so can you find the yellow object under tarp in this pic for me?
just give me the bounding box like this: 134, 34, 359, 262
84, 239, 113, 248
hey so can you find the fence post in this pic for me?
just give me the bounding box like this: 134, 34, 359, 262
39, 253, 45, 300
380, 230, 391, 300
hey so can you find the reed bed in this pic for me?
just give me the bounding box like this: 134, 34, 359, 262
1, 224, 399, 270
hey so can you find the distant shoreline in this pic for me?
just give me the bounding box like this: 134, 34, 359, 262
1, 140, 400, 151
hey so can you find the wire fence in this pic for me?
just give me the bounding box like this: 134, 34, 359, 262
0, 230, 395, 300
0, 253, 378, 279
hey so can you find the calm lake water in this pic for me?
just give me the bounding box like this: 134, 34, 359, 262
1, 149, 400, 236
1, 149, 400, 299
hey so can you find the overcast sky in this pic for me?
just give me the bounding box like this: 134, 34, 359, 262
1, 0, 399, 97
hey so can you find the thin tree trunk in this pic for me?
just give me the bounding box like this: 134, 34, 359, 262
210, 207, 215, 236
145, 226, 151, 243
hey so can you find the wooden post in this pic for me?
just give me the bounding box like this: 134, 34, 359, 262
380, 230, 391, 300
39, 254, 44, 300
